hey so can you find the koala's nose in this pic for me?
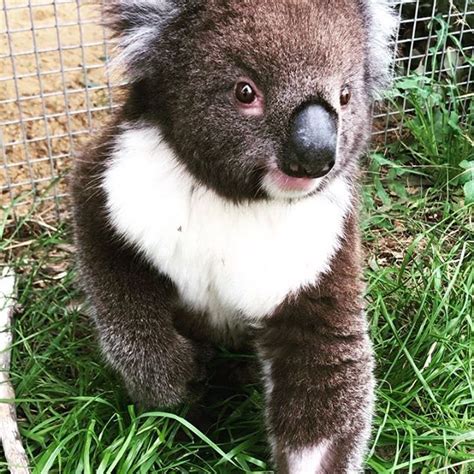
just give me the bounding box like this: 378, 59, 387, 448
282, 104, 337, 179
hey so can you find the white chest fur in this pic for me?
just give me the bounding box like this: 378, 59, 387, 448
103, 126, 352, 329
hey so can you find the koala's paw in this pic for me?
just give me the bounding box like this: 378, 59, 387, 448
121, 336, 214, 409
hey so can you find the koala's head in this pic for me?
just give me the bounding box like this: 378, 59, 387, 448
106, 0, 396, 201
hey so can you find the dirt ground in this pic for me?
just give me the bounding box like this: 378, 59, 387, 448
1, 0, 122, 218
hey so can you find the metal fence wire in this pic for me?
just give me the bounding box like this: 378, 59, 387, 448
1, 0, 473, 221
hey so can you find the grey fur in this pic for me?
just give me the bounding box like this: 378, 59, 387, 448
72, 1, 397, 471
105, 0, 182, 80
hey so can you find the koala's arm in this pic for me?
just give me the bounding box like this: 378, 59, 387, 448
257, 217, 374, 473
71, 148, 210, 408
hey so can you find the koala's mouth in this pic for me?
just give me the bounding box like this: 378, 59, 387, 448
262, 166, 323, 200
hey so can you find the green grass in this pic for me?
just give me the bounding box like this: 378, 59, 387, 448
1, 78, 473, 473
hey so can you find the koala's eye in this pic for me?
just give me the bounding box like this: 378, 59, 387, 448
233, 79, 264, 116
235, 82, 257, 104
340, 87, 352, 107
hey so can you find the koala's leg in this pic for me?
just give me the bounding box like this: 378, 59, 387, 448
257, 230, 374, 473
81, 242, 213, 408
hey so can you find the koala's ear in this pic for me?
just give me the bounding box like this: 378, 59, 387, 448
103, 0, 182, 80
364, 0, 398, 97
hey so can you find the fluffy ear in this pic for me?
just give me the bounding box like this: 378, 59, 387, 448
364, 0, 399, 97
104, 0, 182, 80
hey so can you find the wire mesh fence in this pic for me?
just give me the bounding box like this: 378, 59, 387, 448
373, 0, 473, 142
1, 0, 473, 222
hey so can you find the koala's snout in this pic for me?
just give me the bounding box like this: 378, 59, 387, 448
282, 104, 338, 180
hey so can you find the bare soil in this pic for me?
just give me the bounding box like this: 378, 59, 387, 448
1, 0, 121, 218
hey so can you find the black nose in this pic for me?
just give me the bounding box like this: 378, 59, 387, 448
281, 103, 337, 179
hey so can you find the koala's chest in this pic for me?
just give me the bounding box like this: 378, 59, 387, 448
103, 129, 351, 329
108, 186, 349, 331
140, 198, 346, 329
148, 194, 346, 324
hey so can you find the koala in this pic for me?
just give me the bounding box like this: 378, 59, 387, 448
71, 0, 397, 472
